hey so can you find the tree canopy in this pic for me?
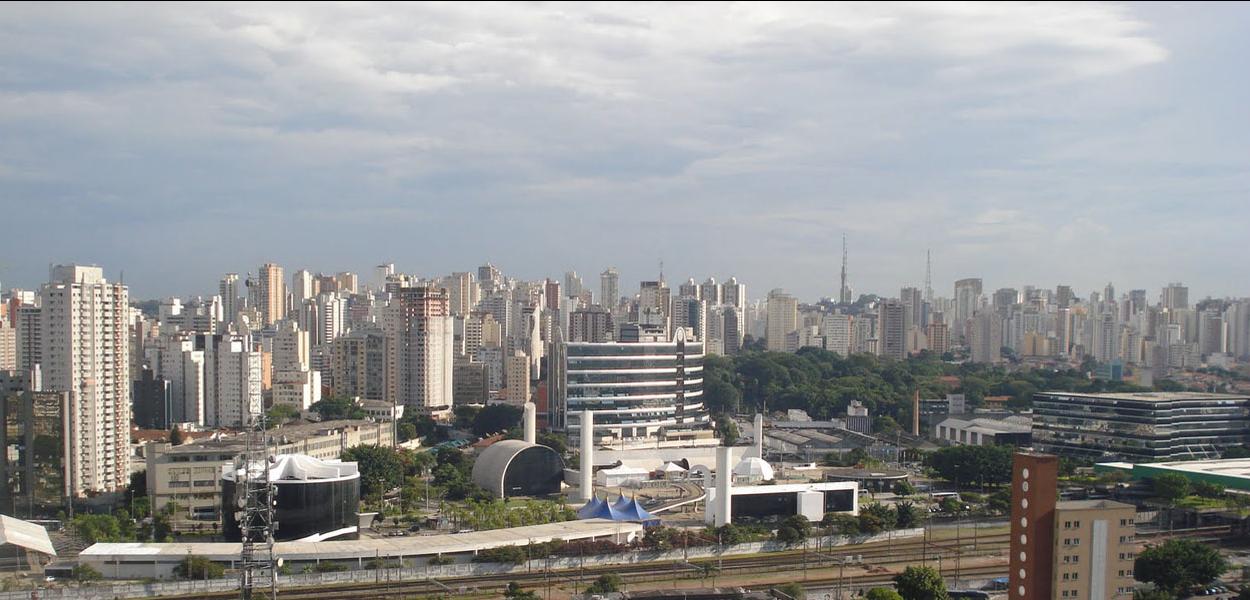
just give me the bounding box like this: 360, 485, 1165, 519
1134, 539, 1228, 595
472, 404, 523, 437
894, 566, 949, 600
866, 588, 904, 600
311, 395, 366, 420
923, 445, 1013, 487
1151, 473, 1191, 504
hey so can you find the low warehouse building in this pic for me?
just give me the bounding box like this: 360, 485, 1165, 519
471, 440, 565, 498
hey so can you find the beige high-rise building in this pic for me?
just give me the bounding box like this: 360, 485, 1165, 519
600, 268, 619, 309
1052, 500, 1138, 600
504, 350, 531, 404
40, 265, 131, 495
272, 320, 310, 374
258, 263, 285, 325
218, 273, 240, 326
331, 328, 387, 401
765, 289, 798, 352
291, 269, 315, 305
441, 272, 476, 316
0, 322, 15, 371
384, 287, 454, 420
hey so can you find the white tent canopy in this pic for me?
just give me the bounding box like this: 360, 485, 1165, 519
0, 514, 56, 556
660, 462, 687, 472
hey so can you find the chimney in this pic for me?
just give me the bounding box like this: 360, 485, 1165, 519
523, 402, 537, 444
579, 410, 594, 502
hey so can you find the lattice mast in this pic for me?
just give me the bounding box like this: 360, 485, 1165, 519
237, 411, 278, 600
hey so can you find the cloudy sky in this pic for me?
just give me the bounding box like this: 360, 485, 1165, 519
2, 2, 1247, 302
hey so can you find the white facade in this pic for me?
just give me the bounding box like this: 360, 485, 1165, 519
765, 289, 798, 352
821, 313, 852, 356
40, 265, 131, 496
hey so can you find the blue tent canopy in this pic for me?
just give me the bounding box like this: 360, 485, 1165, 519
577, 494, 658, 525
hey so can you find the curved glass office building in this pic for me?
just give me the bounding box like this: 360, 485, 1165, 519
1033, 391, 1250, 461
556, 327, 709, 444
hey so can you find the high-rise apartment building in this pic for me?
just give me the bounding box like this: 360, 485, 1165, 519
970, 311, 1003, 364
272, 320, 310, 374
722, 306, 744, 356
671, 297, 706, 340
15, 304, 42, 376
765, 289, 798, 352
569, 305, 614, 343
291, 270, 315, 306
877, 300, 906, 360
504, 351, 531, 405
954, 278, 983, 342
257, 263, 285, 326
331, 328, 387, 401
1162, 283, 1189, 310
384, 287, 455, 420
0, 319, 14, 372
722, 277, 746, 309
926, 318, 950, 356
699, 278, 722, 307
600, 268, 619, 309
40, 265, 131, 496
821, 313, 852, 356
219, 273, 240, 325
441, 272, 476, 316
564, 271, 583, 300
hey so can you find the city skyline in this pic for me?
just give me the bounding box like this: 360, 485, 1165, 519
3, 4, 1250, 299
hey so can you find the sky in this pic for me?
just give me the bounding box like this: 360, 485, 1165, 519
2, 2, 1249, 302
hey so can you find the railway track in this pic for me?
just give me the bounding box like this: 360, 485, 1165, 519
161, 534, 1011, 599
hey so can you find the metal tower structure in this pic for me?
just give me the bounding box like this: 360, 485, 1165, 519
924, 249, 933, 303
838, 234, 851, 304
236, 411, 278, 600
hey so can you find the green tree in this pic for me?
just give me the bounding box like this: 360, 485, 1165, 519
169, 425, 184, 446
72, 564, 103, 582
174, 555, 225, 580
895, 500, 919, 529
775, 582, 805, 600
472, 404, 524, 436
923, 445, 1014, 487
1151, 474, 1191, 504
716, 417, 740, 445
822, 513, 860, 536
1191, 481, 1225, 499
1223, 445, 1250, 459
893, 480, 917, 496
866, 587, 904, 600
310, 396, 366, 420
343, 445, 407, 497
504, 582, 540, 600
1134, 539, 1228, 595
894, 566, 948, 600
775, 514, 812, 544
266, 403, 300, 426
1133, 589, 1173, 600
586, 573, 623, 594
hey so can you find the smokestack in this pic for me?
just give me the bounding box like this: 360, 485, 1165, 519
912, 389, 920, 436
753, 414, 764, 459
579, 410, 594, 502
523, 402, 537, 444
714, 446, 733, 527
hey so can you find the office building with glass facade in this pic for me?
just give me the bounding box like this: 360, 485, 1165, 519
1, 391, 71, 518
553, 328, 709, 444
1032, 391, 1250, 461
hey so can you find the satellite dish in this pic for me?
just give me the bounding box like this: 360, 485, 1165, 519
276, 558, 284, 568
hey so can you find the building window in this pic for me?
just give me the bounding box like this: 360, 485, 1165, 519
1064, 521, 1071, 528
1072, 556, 1079, 564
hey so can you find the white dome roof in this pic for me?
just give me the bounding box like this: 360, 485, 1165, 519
732, 456, 774, 480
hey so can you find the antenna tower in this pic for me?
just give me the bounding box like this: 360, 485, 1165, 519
924, 249, 933, 303
237, 411, 278, 600
839, 234, 850, 304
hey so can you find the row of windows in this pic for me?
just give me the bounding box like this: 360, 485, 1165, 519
1062, 538, 1082, 546
1061, 555, 1080, 564
1062, 572, 1081, 581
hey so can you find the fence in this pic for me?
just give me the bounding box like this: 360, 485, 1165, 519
0, 529, 923, 600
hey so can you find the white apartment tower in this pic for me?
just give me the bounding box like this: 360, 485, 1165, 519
40, 265, 131, 496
